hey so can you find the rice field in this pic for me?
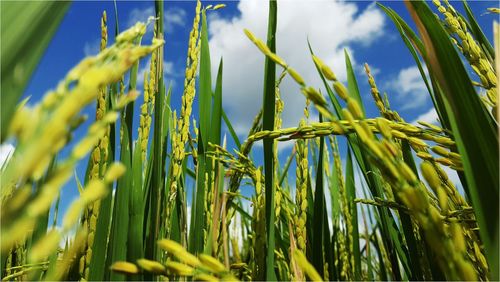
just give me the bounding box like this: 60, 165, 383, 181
1, 0, 499, 281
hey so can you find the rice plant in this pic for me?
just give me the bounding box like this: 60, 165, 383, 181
1, 0, 498, 281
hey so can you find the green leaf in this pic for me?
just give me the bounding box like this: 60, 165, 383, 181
328, 138, 342, 231
210, 58, 223, 147
190, 8, 211, 255
113, 0, 120, 35
221, 110, 242, 149
399, 141, 425, 281
88, 178, 113, 281
203, 59, 224, 256
123, 37, 142, 149
198, 9, 212, 152
126, 142, 144, 281
345, 148, 361, 280
108, 124, 132, 281
312, 126, 325, 278
322, 206, 334, 281
144, 3, 166, 278
372, 229, 388, 281
0, 1, 69, 140
278, 149, 296, 187
262, 1, 278, 280
344, 50, 365, 115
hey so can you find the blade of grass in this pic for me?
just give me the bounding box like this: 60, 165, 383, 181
221, 110, 241, 149
203, 58, 223, 256
198, 8, 212, 153
262, 0, 278, 280
344, 50, 365, 114
124, 38, 141, 149
88, 173, 113, 281
327, 138, 342, 280
210, 58, 223, 148
113, 0, 119, 35
144, 1, 165, 277
399, 141, 425, 281
99, 49, 125, 280
372, 230, 387, 281
229, 201, 253, 222
322, 213, 334, 281
305, 161, 314, 263
142, 140, 154, 246
127, 141, 144, 281
345, 148, 361, 280
312, 118, 325, 278
0, 1, 69, 140
328, 137, 341, 235
361, 205, 373, 281
91, 90, 116, 282
124, 22, 143, 280
169, 172, 181, 245
190, 7, 211, 255
278, 149, 296, 187
107, 124, 131, 281
143, 87, 171, 244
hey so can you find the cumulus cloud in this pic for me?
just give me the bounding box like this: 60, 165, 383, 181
128, 6, 186, 34
387, 66, 430, 110
411, 107, 439, 125
208, 0, 385, 135
165, 7, 187, 32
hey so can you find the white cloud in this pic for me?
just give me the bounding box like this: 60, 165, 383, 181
411, 107, 439, 125
388, 66, 429, 110
208, 0, 385, 135
165, 7, 187, 32
0, 143, 15, 169
128, 6, 186, 34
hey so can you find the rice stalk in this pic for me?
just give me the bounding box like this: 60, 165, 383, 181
432, 0, 497, 107
166, 0, 201, 240
79, 11, 110, 280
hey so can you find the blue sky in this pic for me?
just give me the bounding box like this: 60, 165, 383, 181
7, 0, 499, 224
